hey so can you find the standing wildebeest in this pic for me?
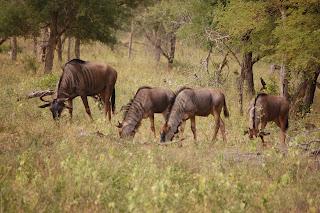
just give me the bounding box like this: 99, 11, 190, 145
39, 59, 117, 120
116, 86, 175, 138
160, 87, 229, 143
246, 93, 289, 145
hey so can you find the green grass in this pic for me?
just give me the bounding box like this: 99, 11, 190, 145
0, 38, 320, 212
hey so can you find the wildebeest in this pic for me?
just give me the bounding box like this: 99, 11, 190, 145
160, 87, 229, 143
39, 59, 117, 120
116, 86, 175, 138
246, 93, 289, 145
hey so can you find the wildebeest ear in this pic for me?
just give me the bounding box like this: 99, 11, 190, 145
243, 130, 249, 135
38, 103, 51, 108
116, 121, 123, 128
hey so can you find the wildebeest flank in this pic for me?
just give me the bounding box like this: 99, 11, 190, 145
160, 87, 229, 143
39, 59, 117, 120
116, 86, 175, 138
246, 93, 289, 145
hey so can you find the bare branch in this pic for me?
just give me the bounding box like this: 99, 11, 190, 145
0, 37, 8, 45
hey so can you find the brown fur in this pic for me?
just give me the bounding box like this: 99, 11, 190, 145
247, 93, 289, 145
117, 86, 175, 138
39, 59, 117, 121
160, 87, 229, 143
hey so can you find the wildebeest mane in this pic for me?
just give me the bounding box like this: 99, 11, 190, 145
252, 92, 268, 129
164, 86, 192, 123
122, 86, 153, 119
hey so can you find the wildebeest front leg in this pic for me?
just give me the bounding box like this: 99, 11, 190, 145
190, 116, 197, 142
178, 120, 186, 139
67, 99, 73, 120
81, 96, 93, 120
149, 114, 156, 137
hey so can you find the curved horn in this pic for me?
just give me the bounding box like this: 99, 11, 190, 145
40, 93, 52, 103
116, 121, 122, 128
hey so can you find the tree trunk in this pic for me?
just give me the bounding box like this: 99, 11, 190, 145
303, 68, 320, 112
39, 28, 49, 63
128, 20, 134, 59
10, 37, 17, 61
32, 36, 38, 57
67, 37, 72, 61
167, 33, 176, 70
242, 51, 255, 97
56, 36, 62, 63
74, 37, 80, 59
44, 14, 58, 74
237, 69, 245, 115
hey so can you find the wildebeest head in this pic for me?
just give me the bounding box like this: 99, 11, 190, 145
160, 122, 180, 142
116, 121, 136, 138
38, 94, 71, 120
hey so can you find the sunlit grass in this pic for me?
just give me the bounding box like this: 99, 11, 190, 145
0, 38, 319, 212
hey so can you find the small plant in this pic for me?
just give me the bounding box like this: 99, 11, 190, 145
23, 55, 39, 74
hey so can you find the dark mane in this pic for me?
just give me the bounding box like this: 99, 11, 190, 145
253, 93, 268, 128
65, 59, 87, 65
121, 86, 153, 119
174, 86, 192, 96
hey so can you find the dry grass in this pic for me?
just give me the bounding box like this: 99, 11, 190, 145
0, 38, 320, 212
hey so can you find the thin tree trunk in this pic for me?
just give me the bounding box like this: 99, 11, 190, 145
128, 20, 134, 59
74, 37, 80, 59
40, 28, 49, 63
280, 63, 289, 99
303, 68, 320, 112
237, 69, 245, 115
44, 14, 58, 74
154, 36, 161, 62
67, 37, 72, 61
167, 33, 176, 70
32, 36, 38, 57
56, 36, 62, 63
215, 51, 229, 84
10, 37, 17, 61
242, 51, 255, 97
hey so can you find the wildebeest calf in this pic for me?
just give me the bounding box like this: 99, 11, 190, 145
116, 86, 175, 138
160, 87, 229, 143
39, 59, 117, 121
246, 93, 289, 145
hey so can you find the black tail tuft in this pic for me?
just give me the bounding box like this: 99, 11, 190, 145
111, 87, 116, 114
285, 116, 289, 130
223, 98, 230, 118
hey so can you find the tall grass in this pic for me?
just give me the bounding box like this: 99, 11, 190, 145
0, 38, 319, 212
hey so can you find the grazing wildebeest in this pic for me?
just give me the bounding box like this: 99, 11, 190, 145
116, 86, 175, 138
160, 87, 229, 143
39, 59, 117, 121
245, 93, 289, 145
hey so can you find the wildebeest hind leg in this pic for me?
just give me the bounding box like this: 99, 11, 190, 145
279, 118, 287, 145
149, 115, 156, 137
219, 118, 227, 142
103, 88, 112, 121
81, 96, 93, 120
211, 112, 220, 142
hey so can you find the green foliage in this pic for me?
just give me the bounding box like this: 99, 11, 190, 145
33, 74, 59, 89
0, 0, 37, 38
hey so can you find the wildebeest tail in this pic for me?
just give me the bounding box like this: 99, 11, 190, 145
223, 98, 229, 118
285, 116, 289, 131
111, 87, 116, 114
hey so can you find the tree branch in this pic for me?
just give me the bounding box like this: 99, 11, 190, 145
222, 41, 241, 67
0, 37, 8, 45
144, 32, 170, 59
